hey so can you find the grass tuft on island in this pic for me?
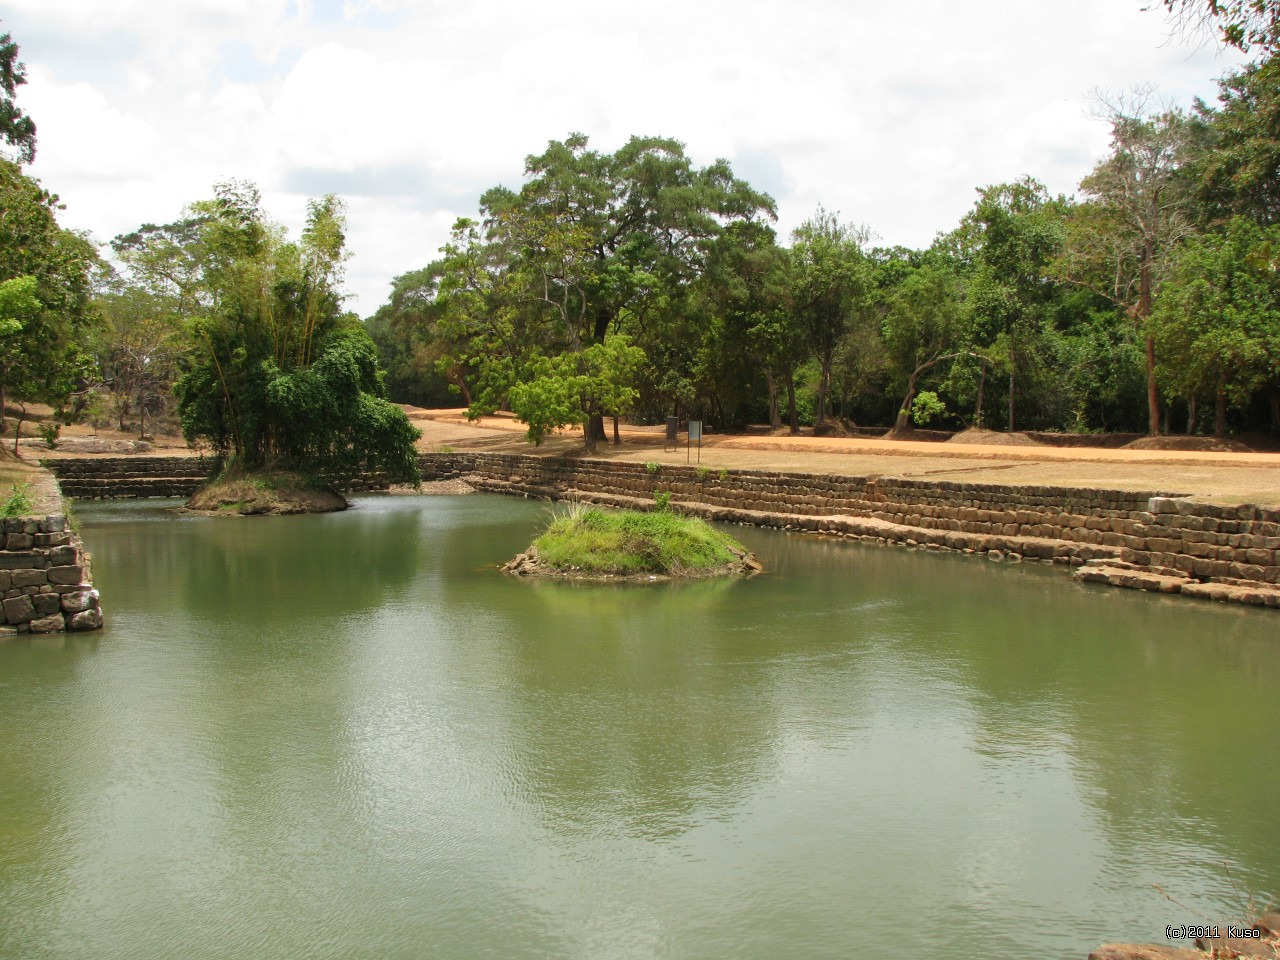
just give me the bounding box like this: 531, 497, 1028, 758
184, 469, 348, 516
503, 503, 762, 580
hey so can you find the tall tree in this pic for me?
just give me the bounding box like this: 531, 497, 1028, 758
1151, 217, 1280, 435
0, 26, 36, 164
438, 133, 775, 447
963, 178, 1068, 432
789, 209, 875, 429
0, 160, 98, 426
170, 182, 419, 482
1061, 102, 1199, 435
1192, 55, 1280, 226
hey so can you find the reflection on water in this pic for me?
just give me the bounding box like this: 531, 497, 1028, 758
0, 495, 1276, 960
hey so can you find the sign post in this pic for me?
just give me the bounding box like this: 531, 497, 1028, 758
687, 420, 702, 464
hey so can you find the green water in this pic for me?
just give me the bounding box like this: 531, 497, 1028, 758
1, 494, 1276, 960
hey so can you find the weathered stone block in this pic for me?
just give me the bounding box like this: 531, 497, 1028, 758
28, 613, 65, 633
4, 533, 33, 549
60, 589, 98, 614
47, 565, 84, 585
45, 545, 78, 566
10, 569, 46, 588
67, 608, 102, 631
0, 552, 41, 570
3, 594, 35, 624
32, 593, 61, 616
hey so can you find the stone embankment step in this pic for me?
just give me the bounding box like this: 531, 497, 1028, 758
41, 456, 217, 500
1074, 558, 1280, 607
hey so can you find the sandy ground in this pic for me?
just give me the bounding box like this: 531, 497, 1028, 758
25, 407, 1280, 508
406, 408, 1280, 508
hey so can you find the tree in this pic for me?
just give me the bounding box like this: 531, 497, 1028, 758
507, 335, 645, 449
963, 178, 1068, 432
434, 133, 775, 447
882, 255, 972, 435
789, 209, 875, 429
0, 160, 98, 428
0, 27, 36, 164
170, 181, 420, 483
1061, 102, 1199, 435
1151, 217, 1280, 435
1151, 0, 1279, 53
1192, 55, 1280, 226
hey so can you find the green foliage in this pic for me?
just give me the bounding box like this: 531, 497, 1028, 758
37, 421, 58, 448
1, 481, 31, 517
1151, 217, 1280, 432
653, 490, 672, 512
644, 461, 661, 475
0, 28, 37, 164
695, 466, 711, 481
910, 391, 947, 426
534, 505, 745, 575
507, 335, 645, 448
170, 183, 420, 485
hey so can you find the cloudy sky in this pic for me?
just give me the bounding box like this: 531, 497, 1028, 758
4, 0, 1249, 316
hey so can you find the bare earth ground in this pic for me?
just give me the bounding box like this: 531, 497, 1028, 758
21, 406, 1280, 509
406, 408, 1280, 508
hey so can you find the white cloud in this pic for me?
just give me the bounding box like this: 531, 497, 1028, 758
7, 0, 1250, 314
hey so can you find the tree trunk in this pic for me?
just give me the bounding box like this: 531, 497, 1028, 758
785, 369, 798, 435
587, 413, 606, 448
765, 370, 781, 430
974, 361, 986, 428
894, 372, 919, 434
1140, 247, 1159, 436
1007, 348, 1015, 433
611, 415, 620, 445
1214, 382, 1227, 438
581, 419, 597, 453
1187, 396, 1197, 434
814, 356, 831, 427
1270, 392, 1280, 434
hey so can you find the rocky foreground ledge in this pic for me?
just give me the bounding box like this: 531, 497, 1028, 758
1091, 912, 1280, 960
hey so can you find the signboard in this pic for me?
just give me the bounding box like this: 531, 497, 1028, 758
687, 420, 702, 441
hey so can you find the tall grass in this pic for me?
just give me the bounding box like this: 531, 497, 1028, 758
535, 504, 742, 575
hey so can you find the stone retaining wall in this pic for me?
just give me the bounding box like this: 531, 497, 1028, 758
43, 457, 391, 498
420, 452, 1280, 603
36, 452, 1280, 610
0, 514, 103, 634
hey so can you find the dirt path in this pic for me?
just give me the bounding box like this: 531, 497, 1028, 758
407, 408, 1280, 508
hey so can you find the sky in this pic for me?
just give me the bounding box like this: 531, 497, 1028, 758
3, 0, 1251, 317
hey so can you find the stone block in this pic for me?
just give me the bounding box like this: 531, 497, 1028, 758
45, 546, 78, 566
47, 565, 84, 585
32, 593, 61, 616
3, 594, 34, 624
0, 552, 41, 570
10, 569, 46, 588
4, 533, 33, 549
60, 589, 98, 614
28, 613, 65, 634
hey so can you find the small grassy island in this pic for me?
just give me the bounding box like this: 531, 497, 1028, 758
503, 504, 762, 580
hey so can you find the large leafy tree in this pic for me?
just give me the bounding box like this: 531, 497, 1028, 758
1061, 104, 1199, 435
1151, 217, 1280, 435
0, 26, 36, 164
433, 133, 775, 447
788, 209, 876, 429
1193, 55, 1280, 227
169, 182, 419, 483
0, 159, 98, 428
962, 178, 1068, 432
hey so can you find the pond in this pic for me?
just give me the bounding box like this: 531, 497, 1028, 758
1, 494, 1277, 960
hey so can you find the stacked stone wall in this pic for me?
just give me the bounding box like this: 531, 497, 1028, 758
0, 515, 103, 633
418, 453, 1280, 591
44, 457, 391, 498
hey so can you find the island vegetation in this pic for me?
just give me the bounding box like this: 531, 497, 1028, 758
503, 502, 761, 580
